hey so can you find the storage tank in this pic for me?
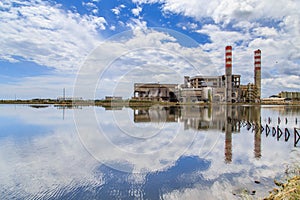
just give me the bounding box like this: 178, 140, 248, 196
202, 87, 212, 102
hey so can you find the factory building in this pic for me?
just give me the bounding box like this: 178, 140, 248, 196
240, 83, 258, 103
177, 74, 241, 103
133, 83, 178, 102
133, 46, 262, 103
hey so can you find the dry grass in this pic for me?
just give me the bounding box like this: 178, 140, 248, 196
263, 176, 300, 200
263, 164, 300, 200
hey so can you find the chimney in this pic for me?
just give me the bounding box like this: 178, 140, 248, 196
254, 49, 261, 99
225, 46, 232, 103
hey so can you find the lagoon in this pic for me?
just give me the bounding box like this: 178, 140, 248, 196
0, 104, 299, 199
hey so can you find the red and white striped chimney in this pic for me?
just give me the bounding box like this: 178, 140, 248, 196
225, 46, 232, 69
254, 49, 261, 99
225, 46, 232, 102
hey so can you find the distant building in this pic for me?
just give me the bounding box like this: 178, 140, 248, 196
105, 96, 123, 101
57, 97, 83, 102
279, 91, 300, 100
261, 97, 285, 104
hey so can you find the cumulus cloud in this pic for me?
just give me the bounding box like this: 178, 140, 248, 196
82, 1, 99, 14
177, 22, 198, 31
134, 0, 300, 24
0, 0, 105, 72
111, 4, 126, 16
132, 6, 142, 16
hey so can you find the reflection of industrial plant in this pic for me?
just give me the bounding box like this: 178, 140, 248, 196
133, 105, 262, 163
133, 46, 262, 103
133, 105, 260, 130
133, 105, 300, 163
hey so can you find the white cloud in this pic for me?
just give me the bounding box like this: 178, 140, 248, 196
111, 4, 126, 16
252, 27, 278, 37
0, 0, 104, 72
132, 6, 142, 16
177, 22, 198, 31
110, 25, 116, 31
111, 8, 121, 15
134, 0, 300, 25
126, 18, 148, 31
82, 2, 97, 9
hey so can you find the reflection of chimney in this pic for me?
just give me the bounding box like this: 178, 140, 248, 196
225, 105, 232, 163
225, 46, 232, 103
254, 106, 262, 158
254, 49, 261, 100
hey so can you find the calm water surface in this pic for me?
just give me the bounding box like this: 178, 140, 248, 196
0, 104, 299, 199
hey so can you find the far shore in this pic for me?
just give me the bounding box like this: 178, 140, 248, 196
1, 99, 300, 107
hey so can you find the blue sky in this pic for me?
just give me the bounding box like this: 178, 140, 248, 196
0, 0, 299, 99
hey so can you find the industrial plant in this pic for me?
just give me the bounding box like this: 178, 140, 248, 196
133, 46, 262, 103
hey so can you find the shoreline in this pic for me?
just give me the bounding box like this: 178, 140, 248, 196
1, 99, 300, 107
0, 100, 300, 107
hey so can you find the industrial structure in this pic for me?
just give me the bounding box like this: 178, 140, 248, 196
133, 83, 178, 102
254, 49, 262, 99
133, 46, 262, 103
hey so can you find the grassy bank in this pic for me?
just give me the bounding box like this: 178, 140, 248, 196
264, 176, 300, 200
264, 164, 300, 200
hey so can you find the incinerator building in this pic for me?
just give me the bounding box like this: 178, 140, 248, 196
133, 46, 262, 103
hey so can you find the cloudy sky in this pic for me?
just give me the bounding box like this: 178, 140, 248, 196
1, 0, 299, 99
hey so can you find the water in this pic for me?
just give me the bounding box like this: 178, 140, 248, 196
0, 104, 299, 199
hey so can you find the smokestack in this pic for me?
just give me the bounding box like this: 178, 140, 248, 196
225, 46, 232, 103
254, 49, 261, 100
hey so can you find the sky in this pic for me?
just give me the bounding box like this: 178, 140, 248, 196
0, 0, 300, 99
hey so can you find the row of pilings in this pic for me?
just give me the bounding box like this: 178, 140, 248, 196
266, 116, 298, 125
241, 119, 300, 147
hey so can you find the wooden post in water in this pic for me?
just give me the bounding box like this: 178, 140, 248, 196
277, 126, 283, 141
260, 124, 264, 133
294, 128, 300, 147
285, 128, 290, 142
272, 127, 276, 137
266, 124, 270, 136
